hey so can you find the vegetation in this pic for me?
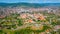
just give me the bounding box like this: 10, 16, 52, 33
0, 12, 60, 34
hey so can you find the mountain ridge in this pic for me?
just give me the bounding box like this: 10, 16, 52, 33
0, 3, 60, 8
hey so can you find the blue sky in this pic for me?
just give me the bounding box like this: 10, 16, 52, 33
0, 0, 60, 3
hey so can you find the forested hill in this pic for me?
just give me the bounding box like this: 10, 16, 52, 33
0, 3, 60, 8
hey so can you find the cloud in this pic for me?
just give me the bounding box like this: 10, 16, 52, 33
0, 0, 60, 3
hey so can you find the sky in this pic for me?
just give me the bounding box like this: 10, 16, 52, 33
0, 0, 60, 3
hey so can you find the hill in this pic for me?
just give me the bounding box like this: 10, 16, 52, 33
0, 3, 60, 8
